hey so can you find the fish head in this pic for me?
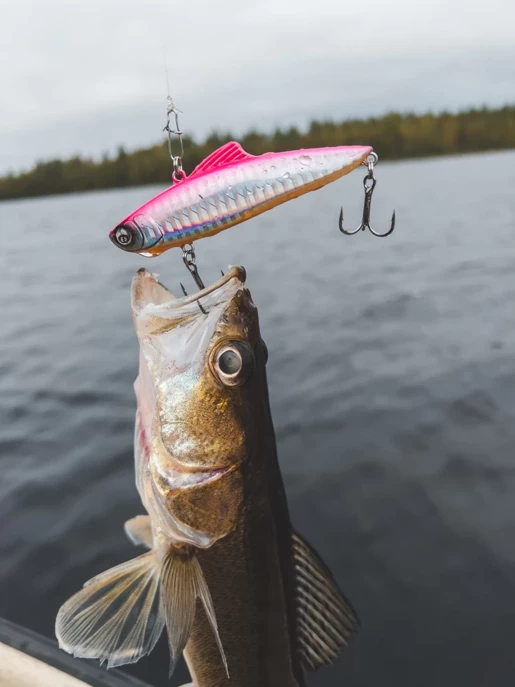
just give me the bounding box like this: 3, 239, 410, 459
110, 214, 164, 256
132, 266, 267, 548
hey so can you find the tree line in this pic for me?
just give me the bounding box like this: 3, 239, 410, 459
1, 105, 514, 200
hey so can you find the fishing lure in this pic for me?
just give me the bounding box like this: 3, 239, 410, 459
110, 99, 395, 288
111, 142, 373, 254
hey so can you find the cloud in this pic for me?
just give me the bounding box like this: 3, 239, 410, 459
1, 0, 514, 173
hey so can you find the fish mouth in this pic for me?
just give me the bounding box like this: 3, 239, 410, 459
132, 265, 247, 323
172, 265, 247, 308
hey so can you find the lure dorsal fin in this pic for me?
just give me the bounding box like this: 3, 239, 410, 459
191, 141, 255, 176
293, 531, 359, 671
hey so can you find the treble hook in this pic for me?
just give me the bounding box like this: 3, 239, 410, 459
339, 152, 395, 237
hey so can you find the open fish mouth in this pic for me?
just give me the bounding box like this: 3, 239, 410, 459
131, 265, 247, 328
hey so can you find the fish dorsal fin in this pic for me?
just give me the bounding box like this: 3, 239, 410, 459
191, 141, 255, 176
293, 531, 359, 671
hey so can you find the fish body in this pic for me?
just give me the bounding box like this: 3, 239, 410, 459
110, 142, 372, 256
56, 267, 358, 684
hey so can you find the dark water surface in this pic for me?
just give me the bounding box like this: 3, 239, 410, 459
1, 150, 515, 686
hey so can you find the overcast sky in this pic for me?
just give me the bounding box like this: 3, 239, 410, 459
1, 0, 514, 174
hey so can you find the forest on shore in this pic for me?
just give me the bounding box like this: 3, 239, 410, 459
1, 104, 514, 200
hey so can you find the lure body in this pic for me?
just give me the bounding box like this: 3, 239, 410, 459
110, 142, 372, 256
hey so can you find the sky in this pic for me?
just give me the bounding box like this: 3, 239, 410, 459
1, 0, 514, 174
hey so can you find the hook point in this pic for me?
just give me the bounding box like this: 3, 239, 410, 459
338, 207, 346, 234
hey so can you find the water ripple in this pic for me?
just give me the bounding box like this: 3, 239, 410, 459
2, 151, 515, 687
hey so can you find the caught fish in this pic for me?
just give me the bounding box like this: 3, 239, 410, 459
56, 267, 358, 685
110, 142, 372, 256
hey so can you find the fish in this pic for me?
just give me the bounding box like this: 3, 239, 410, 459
109, 141, 372, 256
55, 266, 358, 685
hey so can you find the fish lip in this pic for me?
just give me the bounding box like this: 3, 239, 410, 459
176, 265, 247, 307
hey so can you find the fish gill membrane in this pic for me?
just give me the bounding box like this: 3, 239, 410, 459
55, 266, 358, 682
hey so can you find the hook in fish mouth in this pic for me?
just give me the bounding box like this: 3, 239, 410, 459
176, 265, 248, 315
133, 265, 246, 309
131, 265, 250, 338
175, 265, 247, 307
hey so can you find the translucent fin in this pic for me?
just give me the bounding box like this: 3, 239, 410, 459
293, 531, 359, 672
160, 549, 196, 677
191, 141, 254, 176
124, 515, 153, 549
192, 554, 229, 678
160, 548, 228, 678
134, 374, 154, 503
55, 552, 164, 668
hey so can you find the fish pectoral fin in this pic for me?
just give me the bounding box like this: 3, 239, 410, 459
161, 547, 228, 678
292, 531, 359, 672
55, 551, 164, 668
124, 515, 153, 549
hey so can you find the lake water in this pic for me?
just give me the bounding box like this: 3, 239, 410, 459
1, 150, 515, 687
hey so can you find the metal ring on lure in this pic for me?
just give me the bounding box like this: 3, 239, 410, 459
173, 169, 187, 183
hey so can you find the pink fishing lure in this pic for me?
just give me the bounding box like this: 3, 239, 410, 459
110, 141, 372, 257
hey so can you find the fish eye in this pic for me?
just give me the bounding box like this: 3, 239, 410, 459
262, 339, 268, 364
213, 341, 254, 387
219, 349, 240, 374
